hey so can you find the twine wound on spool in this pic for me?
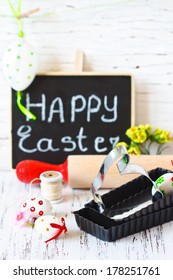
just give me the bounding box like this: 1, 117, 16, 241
39, 171, 63, 203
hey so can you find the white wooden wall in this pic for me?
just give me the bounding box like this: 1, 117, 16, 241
0, 0, 173, 170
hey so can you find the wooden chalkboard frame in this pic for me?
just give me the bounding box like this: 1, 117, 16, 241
11, 72, 135, 168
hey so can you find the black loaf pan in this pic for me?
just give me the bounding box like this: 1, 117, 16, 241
73, 168, 173, 242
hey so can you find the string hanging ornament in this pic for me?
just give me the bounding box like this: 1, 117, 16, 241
2, 0, 39, 120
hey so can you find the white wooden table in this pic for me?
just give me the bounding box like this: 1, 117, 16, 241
1, 168, 173, 260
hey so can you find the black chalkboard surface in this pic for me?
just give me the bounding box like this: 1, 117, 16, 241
11, 73, 135, 168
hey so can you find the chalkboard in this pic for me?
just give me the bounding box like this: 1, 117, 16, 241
11, 73, 135, 168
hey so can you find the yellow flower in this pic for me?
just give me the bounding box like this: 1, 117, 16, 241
116, 124, 171, 155
139, 124, 152, 136
126, 125, 148, 144
151, 128, 172, 144
116, 142, 129, 148
127, 144, 141, 155
116, 141, 140, 155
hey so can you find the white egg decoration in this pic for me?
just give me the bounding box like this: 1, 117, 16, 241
2, 38, 38, 91
155, 173, 173, 195
21, 197, 52, 219
35, 215, 67, 243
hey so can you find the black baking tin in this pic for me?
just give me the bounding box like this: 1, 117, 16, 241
73, 168, 173, 242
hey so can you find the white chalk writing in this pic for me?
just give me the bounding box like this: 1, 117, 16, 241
17, 125, 119, 154
25, 93, 118, 124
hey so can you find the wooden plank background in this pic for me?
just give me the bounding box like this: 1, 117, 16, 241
0, 0, 173, 170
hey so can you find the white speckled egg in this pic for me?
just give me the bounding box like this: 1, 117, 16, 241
2, 38, 38, 91
21, 197, 52, 218
34, 215, 60, 241
155, 173, 173, 195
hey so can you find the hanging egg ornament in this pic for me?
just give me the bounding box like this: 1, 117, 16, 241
35, 215, 67, 243
2, 38, 38, 91
21, 197, 52, 219
155, 173, 173, 196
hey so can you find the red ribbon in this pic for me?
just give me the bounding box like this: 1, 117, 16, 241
45, 217, 67, 244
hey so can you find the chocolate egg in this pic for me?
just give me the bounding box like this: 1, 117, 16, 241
155, 173, 173, 195
21, 197, 52, 219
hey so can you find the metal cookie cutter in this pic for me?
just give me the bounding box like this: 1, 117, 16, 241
74, 147, 173, 241
90, 145, 163, 215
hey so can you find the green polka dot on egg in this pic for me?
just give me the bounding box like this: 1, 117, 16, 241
160, 189, 165, 195
3, 39, 38, 92
155, 173, 173, 195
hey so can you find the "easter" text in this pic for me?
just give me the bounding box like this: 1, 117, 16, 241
17, 125, 119, 154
